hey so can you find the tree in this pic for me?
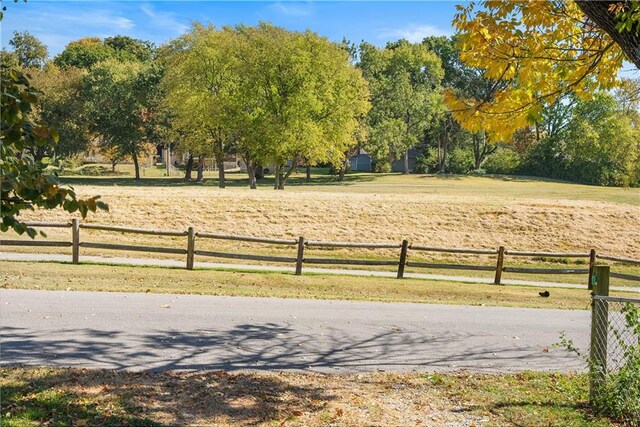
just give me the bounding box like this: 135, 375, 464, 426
232, 23, 370, 189
54, 36, 155, 69
104, 35, 154, 62
162, 24, 238, 188
520, 92, 639, 186
1, 65, 107, 237
8, 30, 48, 69
359, 40, 443, 173
446, 1, 638, 141
29, 64, 90, 159
85, 59, 160, 180
54, 37, 114, 69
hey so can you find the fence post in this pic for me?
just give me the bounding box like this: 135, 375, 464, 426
397, 239, 409, 279
587, 249, 596, 290
494, 246, 505, 285
295, 236, 305, 275
589, 264, 610, 404
71, 218, 80, 264
186, 226, 195, 270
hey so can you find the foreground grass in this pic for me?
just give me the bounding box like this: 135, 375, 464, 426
0, 260, 612, 310
0, 367, 613, 426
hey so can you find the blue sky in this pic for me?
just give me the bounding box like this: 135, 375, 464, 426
1, 1, 458, 56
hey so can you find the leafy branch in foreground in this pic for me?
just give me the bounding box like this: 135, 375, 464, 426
1, 65, 108, 238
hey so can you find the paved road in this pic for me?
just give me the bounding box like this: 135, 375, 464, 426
5, 252, 638, 293
1, 289, 589, 373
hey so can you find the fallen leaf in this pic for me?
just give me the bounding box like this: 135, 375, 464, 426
160, 304, 171, 309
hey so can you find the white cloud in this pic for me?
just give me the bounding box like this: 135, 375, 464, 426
379, 24, 450, 43
57, 10, 135, 31
271, 1, 313, 17
140, 4, 188, 34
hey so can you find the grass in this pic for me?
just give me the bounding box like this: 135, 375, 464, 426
7, 171, 639, 263
2, 260, 630, 310
0, 367, 614, 426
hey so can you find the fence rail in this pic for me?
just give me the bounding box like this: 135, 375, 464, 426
3, 220, 639, 286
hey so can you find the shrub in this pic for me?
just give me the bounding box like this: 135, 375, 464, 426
447, 148, 474, 174
483, 147, 522, 175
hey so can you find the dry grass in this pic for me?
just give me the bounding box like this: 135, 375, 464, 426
11, 173, 640, 260
0, 367, 614, 426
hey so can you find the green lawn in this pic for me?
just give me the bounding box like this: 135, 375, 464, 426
1, 260, 625, 310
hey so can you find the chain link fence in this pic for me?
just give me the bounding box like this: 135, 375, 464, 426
590, 295, 640, 424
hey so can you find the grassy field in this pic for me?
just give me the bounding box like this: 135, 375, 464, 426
3, 260, 633, 310
0, 367, 613, 426
4, 170, 639, 287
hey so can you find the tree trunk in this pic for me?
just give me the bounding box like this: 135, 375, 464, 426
339, 167, 345, 181
439, 120, 449, 174
255, 165, 264, 180
111, 160, 117, 173
274, 165, 280, 190
306, 163, 311, 182
279, 157, 301, 189
132, 152, 140, 180
184, 154, 194, 181
217, 159, 225, 188
247, 164, 257, 189
575, 1, 640, 69
403, 150, 410, 174
196, 155, 204, 183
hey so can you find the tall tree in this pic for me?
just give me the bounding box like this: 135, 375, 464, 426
359, 40, 443, 173
162, 24, 238, 188
447, 1, 638, 141
233, 23, 370, 189
8, 30, 48, 69
85, 59, 161, 180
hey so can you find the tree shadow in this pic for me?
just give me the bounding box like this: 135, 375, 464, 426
1, 321, 580, 373
1, 321, 584, 423
59, 172, 376, 188
1, 365, 333, 425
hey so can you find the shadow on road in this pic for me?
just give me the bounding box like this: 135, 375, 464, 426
1, 322, 575, 373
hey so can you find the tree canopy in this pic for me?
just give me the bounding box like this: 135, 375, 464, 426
445, 0, 637, 141
359, 40, 443, 173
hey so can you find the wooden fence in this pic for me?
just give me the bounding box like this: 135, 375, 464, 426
2, 219, 639, 287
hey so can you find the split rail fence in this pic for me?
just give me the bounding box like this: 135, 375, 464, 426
2, 219, 640, 287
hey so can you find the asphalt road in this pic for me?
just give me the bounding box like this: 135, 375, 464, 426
0, 289, 589, 373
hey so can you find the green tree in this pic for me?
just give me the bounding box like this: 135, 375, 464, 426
1, 66, 107, 237
54, 36, 154, 69
359, 40, 443, 173
8, 30, 48, 69
85, 59, 161, 180
233, 23, 370, 189
54, 37, 114, 69
104, 35, 154, 62
162, 24, 238, 188
29, 64, 90, 159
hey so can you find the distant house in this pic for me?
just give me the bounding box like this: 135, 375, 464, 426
349, 147, 419, 172
349, 148, 372, 172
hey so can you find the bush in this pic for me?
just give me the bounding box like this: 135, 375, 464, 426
483, 147, 522, 175
558, 302, 640, 426
413, 148, 439, 173
447, 148, 474, 174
